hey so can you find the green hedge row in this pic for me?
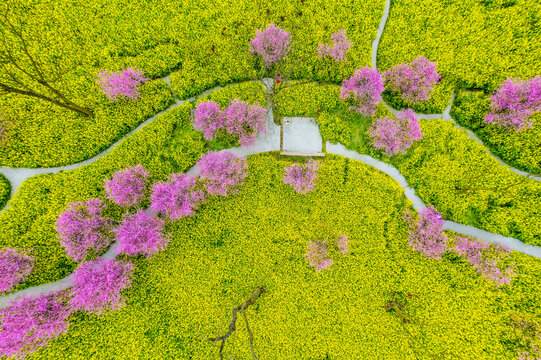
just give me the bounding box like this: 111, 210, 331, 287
28, 153, 541, 359
0, 81, 266, 294
377, 0, 541, 92
451, 90, 541, 175
0, 174, 10, 211
0, 80, 174, 168
276, 81, 541, 246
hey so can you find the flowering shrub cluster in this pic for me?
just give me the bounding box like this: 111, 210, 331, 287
454, 236, 515, 287
283, 159, 319, 194
222, 100, 267, 146
340, 67, 384, 116
150, 173, 205, 220
404, 206, 447, 259
197, 151, 248, 196
104, 165, 149, 207
384, 56, 441, 104
55, 198, 113, 262
70, 258, 134, 315
511, 313, 541, 360
0, 291, 72, 359
96, 67, 148, 102
192, 101, 222, 140
192, 99, 266, 146
249, 23, 291, 68
368, 109, 423, 156
305, 235, 349, 272
115, 210, 170, 257
0, 248, 34, 295
485, 76, 541, 131
317, 29, 352, 62
305, 240, 333, 272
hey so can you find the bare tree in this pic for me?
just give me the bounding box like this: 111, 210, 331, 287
0, 3, 93, 116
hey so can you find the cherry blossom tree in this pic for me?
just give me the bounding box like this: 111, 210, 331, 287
197, 151, 248, 196
317, 29, 352, 62
249, 23, 291, 69
305, 240, 333, 272
192, 99, 266, 147
247, 23, 352, 151
192, 101, 223, 140
383, 56, 441, 104
0, 291, 72, 359
55, 198, 113, 262
368, 108, 423, 156
0, 248, 34, 295
114, 210, 170, 257
485, 76, 541, 131
150, 173, 206, 220
96, 67, 148, 102
404, 206, 447, 259
283, 159, 319, 194
221, 99, 267, 146
104, 165, 149, 208
150, 174, 205, 220
454, 236, 515, 287
340, 67, 384, 116
70, 258, 134, 315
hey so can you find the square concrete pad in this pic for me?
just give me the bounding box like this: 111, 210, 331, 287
282, 117, 323, 153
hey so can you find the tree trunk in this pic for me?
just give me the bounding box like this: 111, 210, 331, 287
0, 83, 93, 117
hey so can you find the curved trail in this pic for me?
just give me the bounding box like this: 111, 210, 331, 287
372, 0, 541, 181
1, 0, 541, 310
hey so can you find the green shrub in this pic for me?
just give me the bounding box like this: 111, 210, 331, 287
0, 80, 174, 168
27, 154, 541, 359
451, 90, 541, 175
0, 173, 10, 211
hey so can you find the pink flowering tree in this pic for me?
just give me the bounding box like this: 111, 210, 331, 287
70, 258, 134, 315
150, 173, 206, 220
485, 76, 541, 131
0, 248, 34, 295
340, 67, 384, 116
196, 151, 248, 196
0, 291, 72, 359
383, 56, 441, 104
368, 109, 423, 156
317, 29, 352, 62
222, 99, 267, 146
55, 198, 114, 262
247, 23, 353, 151
114, 210, 170, 257
249, 23, 292, 69
404, 206, 448, 259
192, 99, 267, 147
192, 101, 223, 140
305, 240, 333, 272
96, 67, 148, 102
104, 165, 150, 208
454, 236, 515, 287
283, 159, 320, 194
